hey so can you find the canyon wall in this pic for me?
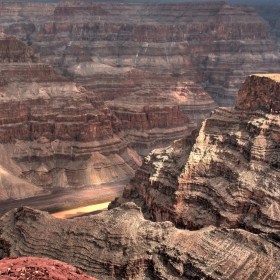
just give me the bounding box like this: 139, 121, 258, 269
0, 33, 141, 200
1, 204, 280, 279
114, 74, 280, 234
1, 1, 278, 109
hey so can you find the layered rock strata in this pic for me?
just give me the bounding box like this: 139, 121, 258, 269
115, 74, 280, 234
1, 204, 280, 280
105, 72, 216, 155
1, 1, 279, 107
0, 34, 140, 200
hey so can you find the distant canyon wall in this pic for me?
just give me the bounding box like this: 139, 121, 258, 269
0, 1, 279, 108
0, 34, 141, 201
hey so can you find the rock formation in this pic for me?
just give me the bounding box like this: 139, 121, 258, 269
105, 71, 215, 155
0, 257, 97, 280
114, 74, 280, 234
0, 33, 141, 201
1, 204, 280, 280
1, 1, 279, 107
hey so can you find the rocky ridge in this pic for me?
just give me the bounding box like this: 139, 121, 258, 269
0, 33, 140, 201
114, 74, 280, 234
1, 204, 280, 279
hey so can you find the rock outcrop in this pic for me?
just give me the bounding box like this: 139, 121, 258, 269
0, 33, 141, 201
1, 1, 279, 107
105, 71, 214, 155
0, 257, 97, 280
115, 74, 280, 234
1, 204, 280, 280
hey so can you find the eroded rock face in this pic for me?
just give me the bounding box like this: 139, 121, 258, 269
0, 34, 141, 200
115, 74, 280, 234
1, 1, 279, 107
1, 204, 280, 280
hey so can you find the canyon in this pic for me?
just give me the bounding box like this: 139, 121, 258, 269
0, 2, 280, 279
0, 73, 280, 279
0, 1, 279, 153
0, 1, 276, 107
0, 33, 141, 201
115, 74, 280, 235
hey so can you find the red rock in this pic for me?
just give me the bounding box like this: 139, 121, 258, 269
1, 1, 279, 108
0, 34, 141, 201
0, 257, 97, 280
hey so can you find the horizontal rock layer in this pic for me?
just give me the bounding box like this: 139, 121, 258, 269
105, 73, 214, 154
0, 34, 140, 200
115, 74, 280, 234
1, 1, 279, 108
1, 204, 280, 280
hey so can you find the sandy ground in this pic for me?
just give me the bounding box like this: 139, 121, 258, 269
0, 179, 128, 218
52, 202, 110, 219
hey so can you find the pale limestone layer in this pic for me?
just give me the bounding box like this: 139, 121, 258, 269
1, 204, 280, 280
254, 73, 280, 82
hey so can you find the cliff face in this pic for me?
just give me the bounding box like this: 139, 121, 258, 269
1, 1, 279, 108
115, 74, 280, 234
1, 204, 280, 280
105, 71, 214, 155
0, 34, 140, 201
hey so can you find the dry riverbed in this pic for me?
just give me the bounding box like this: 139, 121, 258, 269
0, 179, 128, 218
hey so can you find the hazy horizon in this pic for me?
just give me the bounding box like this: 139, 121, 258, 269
0, 0, 279, 5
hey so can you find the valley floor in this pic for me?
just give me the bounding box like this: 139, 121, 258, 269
0, 180, 128, 218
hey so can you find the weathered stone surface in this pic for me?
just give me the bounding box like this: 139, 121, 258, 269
0, 257, 97, 280
105, 73, 212, 155
236, 74, 280, 112
115, 74, 280, 234
1, 1, 279, 107
0, 34, 141, 200
1, 204, 280, 280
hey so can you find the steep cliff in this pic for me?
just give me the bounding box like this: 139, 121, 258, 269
1, 1, 278, 107
0, 34, 140, 200
115, 74, 280, 234
1, 204, 280, 280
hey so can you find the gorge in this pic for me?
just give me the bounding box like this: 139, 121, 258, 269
0, 33, 141, 204
1, 1, 280, 153
0, 1, 280, 279
1, 73, 280, 279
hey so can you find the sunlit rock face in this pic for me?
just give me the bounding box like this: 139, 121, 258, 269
0, 34, 141, 201
1, 204, 280, 280
114, 74, 280, 234
1, 1, 279, 108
